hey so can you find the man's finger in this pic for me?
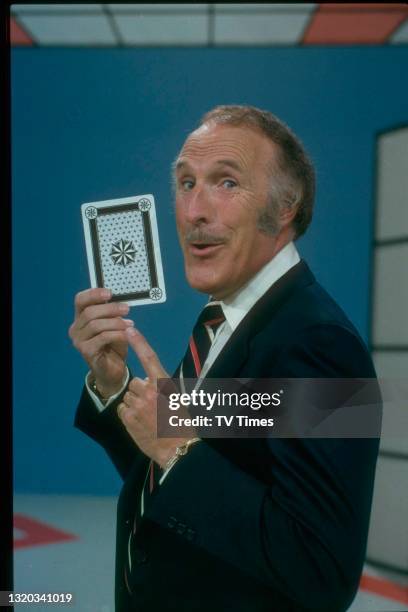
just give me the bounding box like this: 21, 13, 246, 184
117, 401, 127, 420
128, 377, 150, 396
125, 327, 168, 381
74, 287, 112, 317
75, 316, 134, 341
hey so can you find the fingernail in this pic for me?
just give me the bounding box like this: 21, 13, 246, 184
119, 304, 129, 314
124, 319, 134, 327
126, 326, 137, 337
102, 289, 111, 298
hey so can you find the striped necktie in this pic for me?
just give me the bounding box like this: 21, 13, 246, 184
181, 301, 225, 387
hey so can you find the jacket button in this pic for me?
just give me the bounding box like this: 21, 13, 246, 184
176, 522, 186, 535
186, 528, 195, 541
167, 516, 177, 530
134, 549, 148, 565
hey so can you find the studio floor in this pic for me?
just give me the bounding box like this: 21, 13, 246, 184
13, 494, 408, 612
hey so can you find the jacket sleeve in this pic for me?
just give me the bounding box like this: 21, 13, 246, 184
74, 383, 141, 481
144, 325, 381, 612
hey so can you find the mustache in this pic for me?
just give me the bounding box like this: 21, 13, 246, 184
184, 228, 227, 244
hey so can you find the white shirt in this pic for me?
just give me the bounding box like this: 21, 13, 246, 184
197, 240, 300, 382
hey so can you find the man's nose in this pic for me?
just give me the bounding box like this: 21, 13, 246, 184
184, 184, 213, 225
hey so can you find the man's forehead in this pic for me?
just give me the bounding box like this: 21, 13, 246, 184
182, 121, 253, 146
176, 122, 272, 168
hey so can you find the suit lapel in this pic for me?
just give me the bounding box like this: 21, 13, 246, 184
205, 260, 315, 379
194, 260, 316, 467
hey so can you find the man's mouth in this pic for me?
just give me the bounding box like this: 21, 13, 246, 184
188, 242, 225, 256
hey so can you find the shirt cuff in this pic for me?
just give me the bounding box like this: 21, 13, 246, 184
85, 368, 130, 413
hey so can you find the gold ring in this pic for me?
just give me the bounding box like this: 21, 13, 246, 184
117, 402, 126, 418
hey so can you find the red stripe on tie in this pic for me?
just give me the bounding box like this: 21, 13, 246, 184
189, 337, 202, 375
205, 317, 224, 327
149, 461, 154, 493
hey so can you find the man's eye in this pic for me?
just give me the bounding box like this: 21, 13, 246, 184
180, 179, 194, 191
222, 179, 237, 189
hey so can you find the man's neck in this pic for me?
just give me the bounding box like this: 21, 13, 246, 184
216, 241, 300, 332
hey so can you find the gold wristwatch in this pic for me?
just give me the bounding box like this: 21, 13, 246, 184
164, 438, 201, 472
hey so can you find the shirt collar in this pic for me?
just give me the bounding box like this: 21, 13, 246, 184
218, 241, 300, 332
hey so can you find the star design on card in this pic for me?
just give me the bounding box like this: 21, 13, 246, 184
149, 287, 163, 300
138, 198, 151, 212
110, 239, 137, 267
85, 206, 98, 219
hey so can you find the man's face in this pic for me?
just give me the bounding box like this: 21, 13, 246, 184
174, 122, 283, 299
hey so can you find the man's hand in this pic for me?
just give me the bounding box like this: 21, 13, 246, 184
68, 288, 134, 397
117, 327, 189, 468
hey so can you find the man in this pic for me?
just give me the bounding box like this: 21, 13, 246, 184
69, 105, 379, 612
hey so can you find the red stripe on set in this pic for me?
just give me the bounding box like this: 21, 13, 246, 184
14, 514, 78, 549
360, 573, 408, 605
303, 4, 408, 44
10, 17, 33, 46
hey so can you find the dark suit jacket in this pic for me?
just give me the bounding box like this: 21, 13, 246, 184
75, 260, 380, 612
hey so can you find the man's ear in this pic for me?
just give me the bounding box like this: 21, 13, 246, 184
279, 203, 298, 228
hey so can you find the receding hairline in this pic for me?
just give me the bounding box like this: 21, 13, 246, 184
172, 121, 281, 177
185, 118, 279, 149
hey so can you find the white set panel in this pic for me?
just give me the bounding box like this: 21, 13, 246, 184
380, 437, 408, 455
376, 127, 408, 241
11, 4, 103, 13
372, 244, 408, 346
214, 3, 315, 11
366, 456, 408, 571
115, 14, 208, 45
214, 13, 310, 44
373, 351, 408, 455
16, 15, 116, 45
391, 20, 408, 44
373, 351, 408, 379
107, 4, 208, 12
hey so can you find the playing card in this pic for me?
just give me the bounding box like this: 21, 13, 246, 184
81, 194, 166, 306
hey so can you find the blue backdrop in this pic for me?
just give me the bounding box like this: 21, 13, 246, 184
12, 46, 408, 495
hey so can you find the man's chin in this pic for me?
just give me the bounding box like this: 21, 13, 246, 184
185, 268, 221, 296
187, 279, 218, 295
